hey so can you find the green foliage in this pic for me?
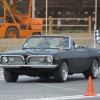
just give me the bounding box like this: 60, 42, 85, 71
52, 30, 60, 34
65, 29, 87, 33
43, 29, 87, 34
98, 28, 100, 32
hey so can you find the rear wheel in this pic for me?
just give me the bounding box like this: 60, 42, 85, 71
54, 61, 68, 82
4, 69, 19, 82
83, 59, 99, 79
5, 27, 19, 38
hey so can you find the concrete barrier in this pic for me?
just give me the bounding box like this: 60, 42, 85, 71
0, 33, 100, 53
0, 39, 25, 53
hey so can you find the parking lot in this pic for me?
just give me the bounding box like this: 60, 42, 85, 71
0, 68, 100, 100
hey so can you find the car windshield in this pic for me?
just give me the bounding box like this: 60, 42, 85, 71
22, 36, 69, 49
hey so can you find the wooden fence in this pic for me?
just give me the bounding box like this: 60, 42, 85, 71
43, 16, 92, 34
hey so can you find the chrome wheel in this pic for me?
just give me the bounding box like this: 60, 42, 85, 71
92, 59, 99, 78
54, 61, 68, 82
83, 59, 99, 79
62, 62, 68, 81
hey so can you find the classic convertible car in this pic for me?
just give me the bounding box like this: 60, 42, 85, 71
0, 35, 100, 82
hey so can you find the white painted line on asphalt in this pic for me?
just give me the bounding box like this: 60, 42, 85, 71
0, 76, 32, 81
0, 76, 29, 78
18, 94, 100, 100
0, 77, 34, 81
0, 76, 4, 77
37, 83, 85, 92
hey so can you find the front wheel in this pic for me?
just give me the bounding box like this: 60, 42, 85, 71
5, 27, 19, 38
4, 69, 19, 82
54, 61, 68, 82
83, 59, 99, 79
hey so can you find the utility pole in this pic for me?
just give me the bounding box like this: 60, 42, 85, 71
32, 0, 35, 18
95, 0, 97, 28
46, 0, 48, 35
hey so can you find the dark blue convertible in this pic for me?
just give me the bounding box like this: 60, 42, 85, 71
0, 35, 100, 82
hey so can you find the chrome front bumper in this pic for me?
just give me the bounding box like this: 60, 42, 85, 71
0, 64, 57, 68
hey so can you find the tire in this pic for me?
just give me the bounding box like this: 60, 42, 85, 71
32, 32, 40, 35
83, 59, 99, 79
5, 27, 19, 38
4, 69, 19, 82
54, 61, 68, 82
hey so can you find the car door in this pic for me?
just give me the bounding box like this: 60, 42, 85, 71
71, 48, 87, 71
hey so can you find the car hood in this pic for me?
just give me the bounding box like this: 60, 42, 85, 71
0, 49, 58, 55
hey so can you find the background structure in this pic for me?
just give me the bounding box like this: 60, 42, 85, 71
35, 0, 100, 30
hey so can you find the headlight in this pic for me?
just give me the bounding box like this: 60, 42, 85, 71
1, 56, 8, 63
46, 56, 53, 63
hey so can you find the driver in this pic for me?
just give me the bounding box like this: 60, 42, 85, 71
37, 37, 49, 48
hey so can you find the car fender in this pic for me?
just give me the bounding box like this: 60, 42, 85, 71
53, 50, 73, 72
84, 47, 100, 71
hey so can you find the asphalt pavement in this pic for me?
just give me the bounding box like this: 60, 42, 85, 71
0, 68, 100, 100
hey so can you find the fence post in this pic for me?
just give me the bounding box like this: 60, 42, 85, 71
49, 16, 52, 34
88, 16, 92, 34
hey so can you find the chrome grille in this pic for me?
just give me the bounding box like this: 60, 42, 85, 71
1, 55, 25, 65
28, 57, 46, 65
27, 55, 51, 65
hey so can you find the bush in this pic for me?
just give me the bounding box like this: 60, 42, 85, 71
65, 28, 87, 33
43, 28, 87, 34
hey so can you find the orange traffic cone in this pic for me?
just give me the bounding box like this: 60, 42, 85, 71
84, 76, 96, 96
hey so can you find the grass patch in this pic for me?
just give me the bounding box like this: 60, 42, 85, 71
43, 28, 87, 34
65, 29, 87, 33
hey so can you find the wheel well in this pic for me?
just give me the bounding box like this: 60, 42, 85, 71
61, 59, 69, 67
53, 59, 69, 72
5, 26, 19, 35
6, 26, 19, 32
87, 57, 100, 70
5, 26, 19, 38
95, 57, 99, 65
